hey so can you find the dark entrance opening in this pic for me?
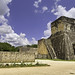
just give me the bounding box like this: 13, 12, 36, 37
73, 44, 75, 55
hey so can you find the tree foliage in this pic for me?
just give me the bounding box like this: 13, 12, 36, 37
0, 42, 37, 52
27, 44, 38, 48
0, 42, 19, 52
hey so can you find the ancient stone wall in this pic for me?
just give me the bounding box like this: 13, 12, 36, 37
19, 47, 38, 58
37, 39, 49, 59
51, 17, 65, 34
45, 38, 57, 59
64, 32, 75, 60
38, 39, 48, 54
0, 52, 35, 63
50, 32, 66, 59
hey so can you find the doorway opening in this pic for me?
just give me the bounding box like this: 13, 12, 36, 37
73, 44, 75, 55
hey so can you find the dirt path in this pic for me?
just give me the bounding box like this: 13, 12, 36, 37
0, 60, 75, 75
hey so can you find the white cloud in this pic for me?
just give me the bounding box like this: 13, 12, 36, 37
0, 25, 37, 46
51, 0, 75, 19
20, 33, 26, 38
54, 0, 61, 6
0, 0, 11, 16
4, 0, 12, 4
0, 24, 30, 46
0, 15, 8, 24
52, 5, 75, 19
34, 6, 48, 13
0, 0, 12, 25
0, 24, 38, 46
51, 8, 55, 13
42, 21, 52, 39
5, 33, 30, 46
0, 24, 14, 35
0, 0, 37, 46
31, 38, 38, 44
33, 0, 42, 8
51, 0, 61, 13
34, 0, 49, 13
42, 6, 48, 13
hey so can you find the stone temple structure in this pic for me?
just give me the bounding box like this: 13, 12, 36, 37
38, 16, 75, 60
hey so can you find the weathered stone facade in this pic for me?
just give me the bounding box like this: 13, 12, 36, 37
0, 51, 35, 63
0, 46, 37, 63
37, 39, 49, 59
38, 16, 75, 60
19, 46, 38, 58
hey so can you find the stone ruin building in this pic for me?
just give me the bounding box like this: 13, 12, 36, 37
38, 16, 75, 60
0, 16, 75, 63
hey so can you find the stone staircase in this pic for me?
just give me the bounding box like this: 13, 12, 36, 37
44, 39, 57, 59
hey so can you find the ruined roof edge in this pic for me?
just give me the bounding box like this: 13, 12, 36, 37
51, 16, 75, 26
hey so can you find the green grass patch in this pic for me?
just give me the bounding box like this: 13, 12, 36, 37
0, 62, 50, 68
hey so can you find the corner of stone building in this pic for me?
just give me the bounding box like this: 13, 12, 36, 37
37, 39, 50, 59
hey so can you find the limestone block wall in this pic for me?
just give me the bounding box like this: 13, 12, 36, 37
0, 52, 35, 63
19, 47, 38, 58
51, 16, 75, 35
51, 19, 64, 34
37, 39, 49, 59
38, 39, 48, 55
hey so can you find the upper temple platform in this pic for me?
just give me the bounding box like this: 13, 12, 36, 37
51, 16, 75, 34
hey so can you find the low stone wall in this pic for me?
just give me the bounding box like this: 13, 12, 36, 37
0, 52, 35, 63
37, 54, 49, 59
19, 47, 38, 59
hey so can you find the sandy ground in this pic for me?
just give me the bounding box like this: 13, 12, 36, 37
0, 59, 75, 75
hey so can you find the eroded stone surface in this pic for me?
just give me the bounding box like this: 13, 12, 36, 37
38, 16, 75, 60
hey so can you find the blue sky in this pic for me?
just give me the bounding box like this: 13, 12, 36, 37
0, 0, 75, 46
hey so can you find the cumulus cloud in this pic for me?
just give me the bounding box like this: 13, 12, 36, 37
33, 0, 42, 8
34, 0, 49, 13
42, 6, 48, 13
0, 0, 37, 46
20, 33, 26, 38
0, 25, 37, 46
34, 9, 41, 13
51, 0, 61, 13
0, 15, 8, 24
31, 38, 38, 44
0, 24, 14, 35
34, 6, 48, 13
0, 0, 11, 17
5, 33, 30, 46
53, 5, 75, 18
0, 0, 12, 25
42, 21, 52, 39
0, 24, 30, 46
54, 0, 61, 7
51, 0, 75, 19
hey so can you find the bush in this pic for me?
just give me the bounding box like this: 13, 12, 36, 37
0, 42, 19, 52
27, 44, 37, 48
